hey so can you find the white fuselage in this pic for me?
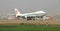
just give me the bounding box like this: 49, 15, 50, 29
15, 8, 46, 18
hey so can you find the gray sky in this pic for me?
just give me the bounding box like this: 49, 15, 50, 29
0, 0, 60, 16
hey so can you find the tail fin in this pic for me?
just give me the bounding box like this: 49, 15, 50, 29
15, 8, 21, 17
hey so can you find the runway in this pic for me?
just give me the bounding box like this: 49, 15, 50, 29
0, 19, 60, 25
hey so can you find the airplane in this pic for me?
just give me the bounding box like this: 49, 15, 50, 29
14, 8, 46, 20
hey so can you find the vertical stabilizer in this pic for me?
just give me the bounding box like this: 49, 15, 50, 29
15, 8, 21, 17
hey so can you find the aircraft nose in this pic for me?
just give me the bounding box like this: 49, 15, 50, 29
41, 11, 46, 13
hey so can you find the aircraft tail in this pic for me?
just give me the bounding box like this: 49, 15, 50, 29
15, 8, 21, 17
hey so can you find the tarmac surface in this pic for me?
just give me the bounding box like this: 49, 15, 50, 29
0, 19, 60, 25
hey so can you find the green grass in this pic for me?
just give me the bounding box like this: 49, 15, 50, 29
0, 24, 60, 31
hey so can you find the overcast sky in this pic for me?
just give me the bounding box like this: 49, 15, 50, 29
0, 0, 60, 16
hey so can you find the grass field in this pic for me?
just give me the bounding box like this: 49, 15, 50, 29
0, 23, 60, 31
